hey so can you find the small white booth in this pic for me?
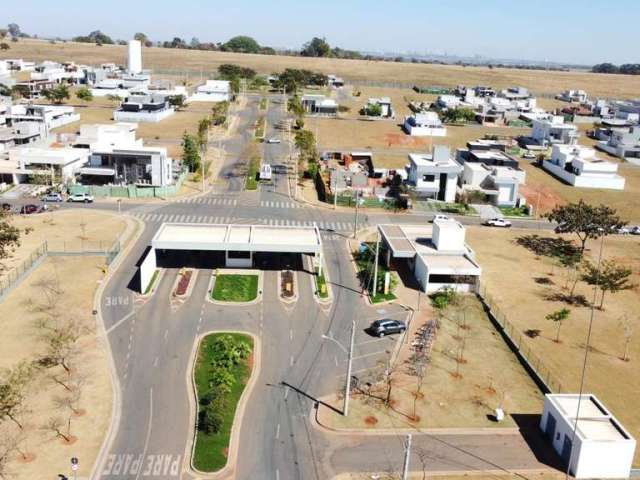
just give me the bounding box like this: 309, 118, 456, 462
540, 394, 636, 479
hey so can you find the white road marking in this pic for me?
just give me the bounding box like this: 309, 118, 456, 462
284, 386, 289, 399
134, 388, 154, 480
275, 423, 280, 439
164, 329, 169, 341
289, 356, 294, 366
153, 356, 158, 367
106, 310, 136, 335
334, 355, 339, 366
289, 329, 293, 341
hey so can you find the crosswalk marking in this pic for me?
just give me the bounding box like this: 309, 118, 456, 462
177, 197, 238, 206
130, 211, 366, 232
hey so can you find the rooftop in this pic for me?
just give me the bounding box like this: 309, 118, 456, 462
152, 223, 322, 254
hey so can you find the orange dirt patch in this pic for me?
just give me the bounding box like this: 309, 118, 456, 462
383, 133, 428, 148
519, 182, 564, 214
364, 415, 378, 426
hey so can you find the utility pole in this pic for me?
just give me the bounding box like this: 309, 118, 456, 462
353, 189, 360, 239
402, 434, 412, 480
344, 319, 356, 417
372, 230, 380, 297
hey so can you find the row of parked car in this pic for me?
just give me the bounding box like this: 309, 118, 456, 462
1, 192, 95, 216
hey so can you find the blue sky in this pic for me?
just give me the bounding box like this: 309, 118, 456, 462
5, 0, 639, 64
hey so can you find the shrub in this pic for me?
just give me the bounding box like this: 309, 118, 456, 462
198, 403, 224, 434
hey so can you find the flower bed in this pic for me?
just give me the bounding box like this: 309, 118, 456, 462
281, 270, 294, 298
174, 269, 193, 296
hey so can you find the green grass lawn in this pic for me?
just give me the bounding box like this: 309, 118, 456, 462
193, 333, 253, 472
211, 274, 258, 302
259, 97, 268, 110
436, 202, 477, 215
499, 205, 531, 217
254, 116, 266, 138
144, 269, 159, 295
314, 267, 329, 299
370, 291, 397, 303
245, 152, 260, 191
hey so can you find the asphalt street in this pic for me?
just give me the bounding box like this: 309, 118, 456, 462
5, 93, 563, 479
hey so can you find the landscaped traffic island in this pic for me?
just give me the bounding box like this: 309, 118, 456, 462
193, 333, 254, 472
211, 274, 258, 302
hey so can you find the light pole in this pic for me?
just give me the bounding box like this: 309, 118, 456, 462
321, 319, 356, 416
353, 189, 361, 239
372, 230, 380, 297
70, 457, 78, 480
401, 434, 412, 480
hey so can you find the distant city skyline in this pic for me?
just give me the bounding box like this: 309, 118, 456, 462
5, 0, 639, 65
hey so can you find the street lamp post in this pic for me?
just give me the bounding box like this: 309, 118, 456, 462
70, 457, 79, 480
322, 319, 356, 416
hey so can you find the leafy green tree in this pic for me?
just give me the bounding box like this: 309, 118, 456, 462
581, 259, 635, 309
167, 94, 186, 110
0, 362, 34, 429
230, 77, 241, 96
210, 369, 235, 394
301, 37, 332, 57
287, 95, 304, 117
274, 68, 328, 93
181, 132, 201, 172
218, 64, 256, 79
198, 402, 223, 434
544, 200, 625, 254
75, 86, 93, 103
133, 32, 152, 47
73, 30, 114, 44
546, 308, 571, 343
221, 35, 261, 53
42, 84, 70, 104
294, 129, 316, 158
361, 102, 382, 117
441, 107, 476, 123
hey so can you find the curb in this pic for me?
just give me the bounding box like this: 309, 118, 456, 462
90, 215, 145, 480
329, 467, 559, 479
183, 331, 262, 479
311, 402, 522, 436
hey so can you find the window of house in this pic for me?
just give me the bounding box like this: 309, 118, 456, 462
422, 174, 435, 182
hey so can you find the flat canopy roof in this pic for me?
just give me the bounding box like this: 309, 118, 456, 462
548, 394, 634, 443
151, 223, 322, 254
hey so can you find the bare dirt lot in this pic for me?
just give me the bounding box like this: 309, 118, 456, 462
0, 210, 130, 479
4, 39, 640, 98
465, 226, 640, 464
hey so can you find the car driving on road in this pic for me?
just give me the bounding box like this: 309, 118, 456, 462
266, 137, 281, 144
67, 193, 94, 203
20, 204, 41, 215
484, 218, 512, 228
369, 319, 407, 337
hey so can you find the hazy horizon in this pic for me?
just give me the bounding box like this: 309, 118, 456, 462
5, 0, 639, 65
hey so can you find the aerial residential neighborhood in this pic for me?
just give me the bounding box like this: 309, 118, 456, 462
0, 3, 639, 480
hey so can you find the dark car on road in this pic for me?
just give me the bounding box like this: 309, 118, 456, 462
20, 204, 41, 215
369, 319, 407, 337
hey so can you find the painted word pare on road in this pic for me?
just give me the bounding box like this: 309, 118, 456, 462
101, 454, 181, 477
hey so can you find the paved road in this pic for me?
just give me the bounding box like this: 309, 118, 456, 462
47, 93, 561, 479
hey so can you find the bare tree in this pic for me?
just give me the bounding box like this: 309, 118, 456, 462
619, 314, 633, 362
53, 373, 86, 416
44, 417, 73, 443
40, 319, 82, 374
0, 362, 35, 430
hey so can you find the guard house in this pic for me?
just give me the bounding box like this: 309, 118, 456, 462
377, 221, 481, 293
139, 223, 324, 293
540, 394, 636, 479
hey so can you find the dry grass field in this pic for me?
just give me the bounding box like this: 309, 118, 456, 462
0, 209, 130, 479
4, 39, 640, 98
465, 227, 640, 464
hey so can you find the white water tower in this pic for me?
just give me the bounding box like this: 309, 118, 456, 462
127, 39, 142, 74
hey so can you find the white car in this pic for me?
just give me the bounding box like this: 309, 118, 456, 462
522, 151, 536, 159
630, 226, 640, 236
430, 214, 450, 223
266, 138, 281, 144
67, 193, 94, 203
484, 218, 512, 228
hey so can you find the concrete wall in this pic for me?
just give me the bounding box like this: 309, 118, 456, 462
139, 246, 157, 293
113, 108, 175, 123
542, 161, 625, 190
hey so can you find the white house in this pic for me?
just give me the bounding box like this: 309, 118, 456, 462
531, 116, 578, 146
31, 61, 84, 84
407, 146, 461, 202
403, 112, 447, 137
0, 122, 44, 153
76, 123, 173, 187
436, 94, 461, 110
327, 74, 344, 88
597, 126, 640, 161
540, 394, 635, 479
544, 145, 625, 190
6, 146, 89, 184
378, 221, 481, 293
300, 95, 338, 115
460, 163, 521, 206
113, 94, 175, 123
4, 104, 80, 131
557, 90, 588, 103
190, 80, 231, 102
4, 59, 35, 71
